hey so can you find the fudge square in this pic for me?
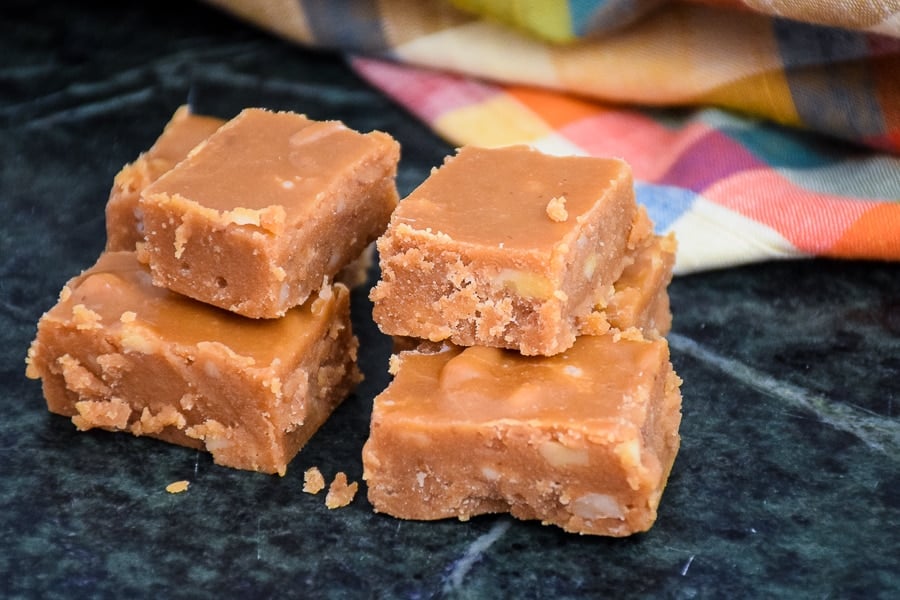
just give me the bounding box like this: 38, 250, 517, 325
26, 251, 362, 475
362, 333, 683, 536
106, 105, 225, 251
106, 106, 374, 290
370, 145, 637, 356
139, 107, 400, 318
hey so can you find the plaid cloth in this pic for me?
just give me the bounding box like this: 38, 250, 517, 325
205, 0, 900, 273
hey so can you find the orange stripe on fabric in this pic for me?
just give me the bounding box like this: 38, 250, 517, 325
506, 85, 607, 130
828, 203, 900, 261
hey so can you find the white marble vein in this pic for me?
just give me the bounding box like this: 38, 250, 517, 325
442, 519, 511, 594
668, 332, 900, 458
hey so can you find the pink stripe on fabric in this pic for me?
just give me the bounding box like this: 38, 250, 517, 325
660, 129, 767, 192
705, 170, 878, 253
351, 56, 500, 124
560, 113, 713, 182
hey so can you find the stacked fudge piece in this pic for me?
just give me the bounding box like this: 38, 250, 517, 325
26, 107, 400, 475
363, 145, 682, 536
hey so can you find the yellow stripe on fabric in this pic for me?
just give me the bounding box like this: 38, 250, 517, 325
550, 4, 798, 118
394, 20, 559, 88
699, 66, 801, 128
433, 93, 553, 147
450, 0, 574, 43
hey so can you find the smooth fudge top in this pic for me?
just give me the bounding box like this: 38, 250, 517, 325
34, 251, 342, 367
143, 107, 399, 224
389, 145, 632, 251
380, 335, 670, 426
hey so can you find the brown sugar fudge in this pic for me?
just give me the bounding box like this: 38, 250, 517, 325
106, 106, 225, 251
578, 232, 677, 338
106, 106, 373, 289
370, 145, 637, 356
362, 334, 683, 536
139, 107, 400, 318
25, 251, 362, 475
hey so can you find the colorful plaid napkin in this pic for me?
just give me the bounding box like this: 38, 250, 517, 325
205, 0, 900, 273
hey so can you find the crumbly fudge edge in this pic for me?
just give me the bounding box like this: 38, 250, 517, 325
24, 275, 361, 475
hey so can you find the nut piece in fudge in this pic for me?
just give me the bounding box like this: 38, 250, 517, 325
370, 145, 637, 356
106, 105, 225, 251
25, 251, 362, 475
362, 334, 682, 536
139, 107, 400, 318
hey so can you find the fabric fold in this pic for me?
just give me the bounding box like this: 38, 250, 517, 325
203, 0, 900, 272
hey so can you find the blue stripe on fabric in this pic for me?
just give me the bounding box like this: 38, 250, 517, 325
568, 0, 601, 37
699, 109, 900, 199
635, 181, 697, 233
773, 19, 885, 138
702, 107, 867, 168
715, 119, 840, 169
299, 0, 389, 53
773, 19, 871, 68
577, 0, 662, 37
774, 157, 900, 199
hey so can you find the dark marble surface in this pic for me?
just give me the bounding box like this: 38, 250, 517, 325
2, 1, 898, 598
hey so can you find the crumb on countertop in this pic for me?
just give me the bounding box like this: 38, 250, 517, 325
165, 480, 190, 494
303, 466, 326, 494
325, 472, 358, 509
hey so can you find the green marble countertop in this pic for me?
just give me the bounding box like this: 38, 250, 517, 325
2, 1, 898, 598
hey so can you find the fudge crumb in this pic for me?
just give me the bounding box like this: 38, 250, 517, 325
71, 304, 103, 330
627, 205, 653, 249
613, 326, 645, 342
303, 466, 326, 494
546, 196, 568, 222
388, 354, 401, 376
325, 472, 358, 509
72, 397, 132, 431
166, 480, 190, 494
